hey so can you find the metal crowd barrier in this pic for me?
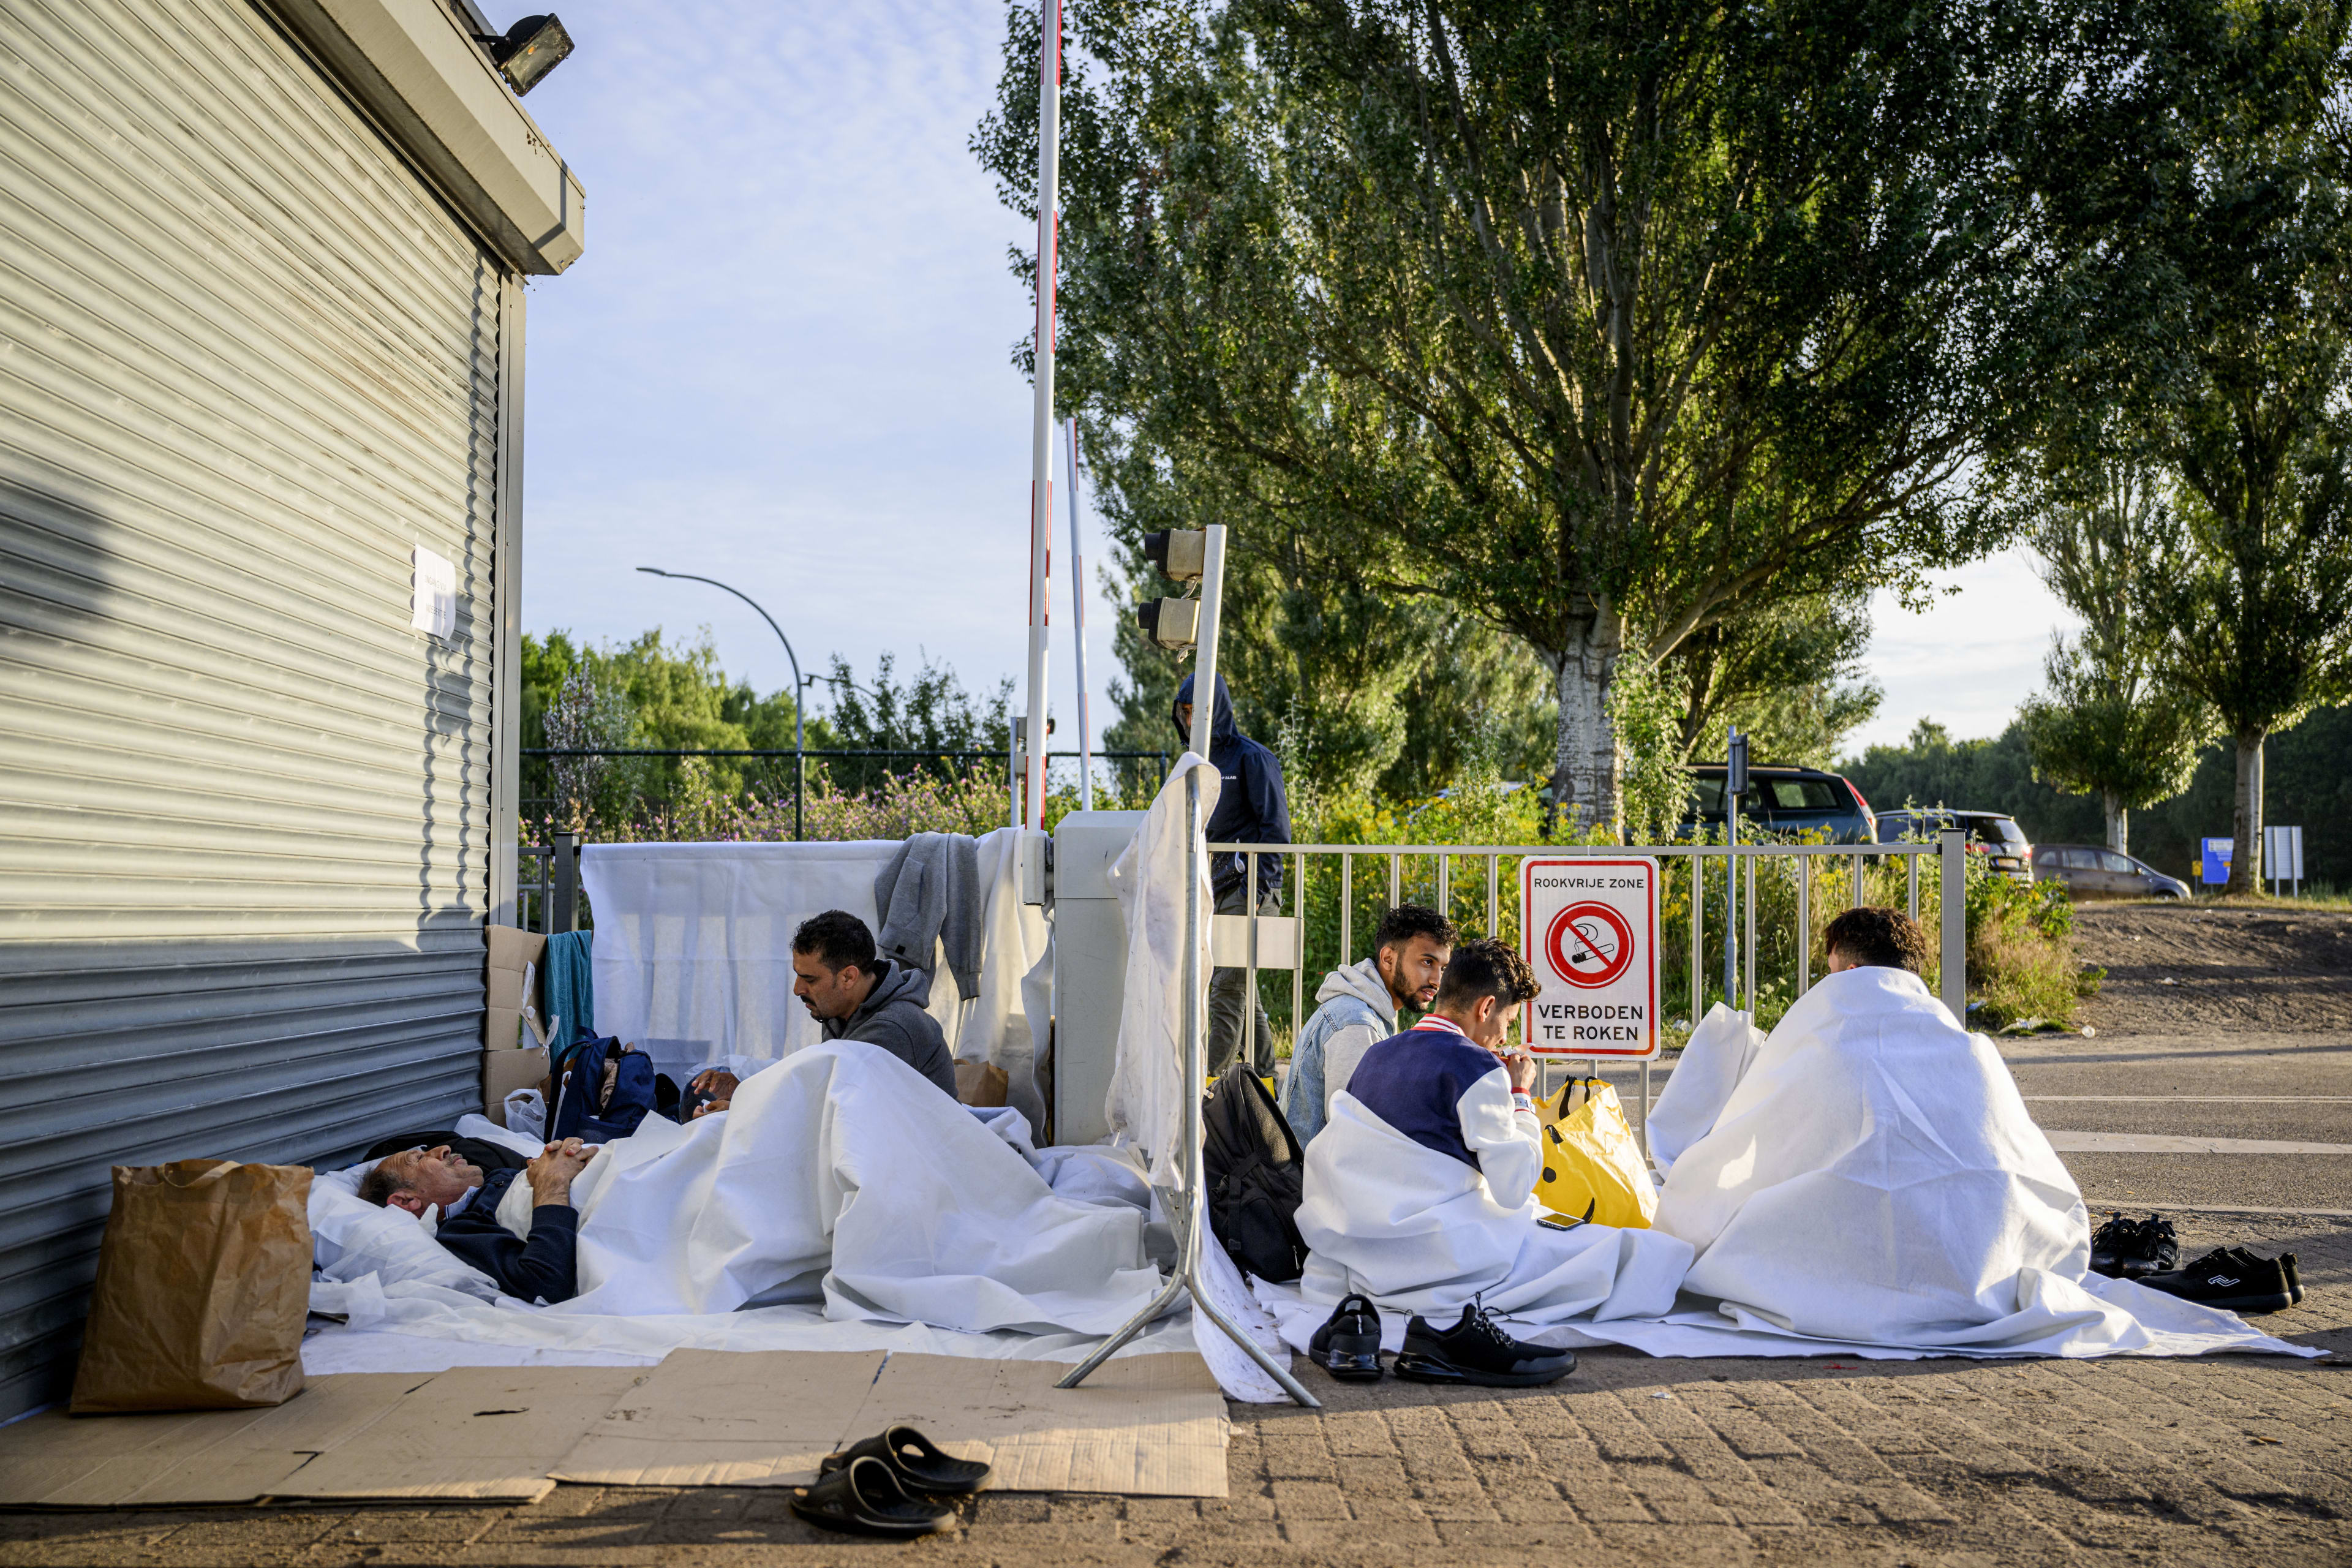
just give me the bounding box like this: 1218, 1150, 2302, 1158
1209, 829, 1969, 1139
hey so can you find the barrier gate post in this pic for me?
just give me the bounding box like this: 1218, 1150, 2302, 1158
1939, 827, 1967, 1023
1057, 526, 1319, 1408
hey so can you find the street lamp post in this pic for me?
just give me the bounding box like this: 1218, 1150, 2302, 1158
635, 567, 806, 841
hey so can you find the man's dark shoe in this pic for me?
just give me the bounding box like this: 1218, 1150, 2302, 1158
2089, 1213, 2137, 1278
2128, 1215, 2179, 1278
1393, 1303, 1574, 1388
2137, 1248, 2294, 1315
1309, 1294, 1383, 1382
2222, 1246, 2303, 1306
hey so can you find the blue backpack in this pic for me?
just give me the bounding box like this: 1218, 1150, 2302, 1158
548, 1034, 659, 1142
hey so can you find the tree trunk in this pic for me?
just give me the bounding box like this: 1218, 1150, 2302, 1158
2102, 790, 2126, 856
2228, 729, 2264, 895
1551, 607, 1625, 838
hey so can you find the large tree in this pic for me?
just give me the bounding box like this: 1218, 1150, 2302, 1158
2034, 0, 2352, 891
979, 0, 2079, 833
2013, 463, 2215, 854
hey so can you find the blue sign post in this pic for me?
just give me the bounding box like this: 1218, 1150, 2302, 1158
2200, 837, 2233, 887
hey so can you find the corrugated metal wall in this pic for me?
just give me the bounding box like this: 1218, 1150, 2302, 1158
0, 0, 507, 1412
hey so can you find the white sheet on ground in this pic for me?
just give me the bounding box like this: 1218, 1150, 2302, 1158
1293, 1091, 1692, 1323
1102, 751, 1216, 1187
303, 1283, 1201, 1375
579, 842, 965, 1082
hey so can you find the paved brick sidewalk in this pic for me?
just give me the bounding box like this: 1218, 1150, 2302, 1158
2, 1211, 2342, 1568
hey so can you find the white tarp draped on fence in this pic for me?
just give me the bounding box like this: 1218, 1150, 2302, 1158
1101, 751, 1216, 1188
579, 840, 963, 1084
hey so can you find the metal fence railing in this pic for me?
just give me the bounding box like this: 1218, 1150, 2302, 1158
511, 826, 1971, 1140
1213, 831, 1969, 1138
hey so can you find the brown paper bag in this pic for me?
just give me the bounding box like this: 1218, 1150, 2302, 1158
70, 1159, 312, 1414
954, 1060, 1010, 1108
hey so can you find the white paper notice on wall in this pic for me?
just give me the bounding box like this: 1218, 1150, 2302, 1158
412, 545, 457, 639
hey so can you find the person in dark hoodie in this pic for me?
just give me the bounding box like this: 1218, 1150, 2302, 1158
788, 909, 959, 1096
1172, 671, 1294, 1076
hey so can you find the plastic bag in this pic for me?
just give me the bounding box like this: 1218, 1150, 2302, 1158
1532, 1078, 1657, 1230
71, 1159, 311, 1412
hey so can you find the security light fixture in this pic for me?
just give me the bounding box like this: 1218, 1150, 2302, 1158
476, 13, 573, 96
1142, 529, 1206, 583
1136, 596, 1200, 649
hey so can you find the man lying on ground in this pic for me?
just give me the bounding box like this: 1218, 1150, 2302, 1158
1650, 905, 2105, 1346
1294, 938, 1689, 1351
357, 1137, 597, 1303
362, 1129, 527, 1176
1280, 903, 1455, 1145
686, 910, 957, 1115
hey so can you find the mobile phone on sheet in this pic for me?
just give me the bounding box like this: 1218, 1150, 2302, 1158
1537, 1213, 1585, 1232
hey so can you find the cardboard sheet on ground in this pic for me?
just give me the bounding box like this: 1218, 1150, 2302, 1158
550, 1349, 1226, 1498
0, 1369, 639, 1509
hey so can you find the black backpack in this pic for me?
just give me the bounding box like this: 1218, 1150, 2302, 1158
1202, 1068, 1309, 1283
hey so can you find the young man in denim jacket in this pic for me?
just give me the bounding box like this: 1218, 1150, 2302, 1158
1281, 905, 1455, 1144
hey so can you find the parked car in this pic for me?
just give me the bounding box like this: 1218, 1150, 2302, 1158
1875, 808, 2034, 883
2033, 844, 2192, 901
1683, 765, 1878, 844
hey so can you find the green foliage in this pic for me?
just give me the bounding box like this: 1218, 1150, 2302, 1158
978, 0, 2074, 831
1841, 705, 2352, 888
1672, 595, 1883, 771
1608, 660, 1693, 849
2012, 460, 2217, 850
1965, 869, 2083, 1031
2024, 0, 2352, 890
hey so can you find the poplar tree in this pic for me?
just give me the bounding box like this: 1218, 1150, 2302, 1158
2014, 465, 2216, 854
980, 0, 2082, 832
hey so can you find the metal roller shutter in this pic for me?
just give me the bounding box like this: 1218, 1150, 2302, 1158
0, 0, 508, 1412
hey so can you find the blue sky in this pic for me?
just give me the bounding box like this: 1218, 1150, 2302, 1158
514, 0, 2067, 760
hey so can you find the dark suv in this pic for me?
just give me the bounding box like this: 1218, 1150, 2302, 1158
1875, 808, 2033, 883
1683, 766, 1878, 844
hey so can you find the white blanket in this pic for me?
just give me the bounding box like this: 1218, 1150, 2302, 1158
1253, 967, 2311, 1362
1645, 965, 2313, 1359
1293, 1092, 1691, 1323
535, 1041, 1164, 1333
579, 840, 967, 1083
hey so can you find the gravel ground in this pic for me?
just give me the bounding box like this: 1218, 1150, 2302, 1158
2072, 902, 2352, 1037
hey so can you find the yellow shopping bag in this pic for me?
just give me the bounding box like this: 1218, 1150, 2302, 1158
1532, 1077, 1657, 1230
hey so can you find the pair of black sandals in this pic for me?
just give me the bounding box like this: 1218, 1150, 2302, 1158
788, 1426, 991, 1537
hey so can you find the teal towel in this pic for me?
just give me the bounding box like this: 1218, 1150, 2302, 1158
545, 929, 594, 1043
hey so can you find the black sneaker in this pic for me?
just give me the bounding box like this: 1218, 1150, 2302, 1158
2089, 1213, 2137, 1278
2137, 1248, 2294, 1314
1393, 1303, 1575, 1388
1309, 1294, 1383, 1382
2222, 1247, 2304, 1306
2128, 1215, 2179, 1278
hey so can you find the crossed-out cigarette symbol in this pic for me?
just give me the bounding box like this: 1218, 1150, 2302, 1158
1545, 902, 1635, 988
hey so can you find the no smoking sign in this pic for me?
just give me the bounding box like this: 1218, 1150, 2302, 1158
1520, 857, 1660, 1059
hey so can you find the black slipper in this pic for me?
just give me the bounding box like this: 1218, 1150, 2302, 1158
790, 1455, 956, 1537
819, 1425, 992, 1496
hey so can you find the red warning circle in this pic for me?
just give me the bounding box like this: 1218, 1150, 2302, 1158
1544, 902, 1635, 989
